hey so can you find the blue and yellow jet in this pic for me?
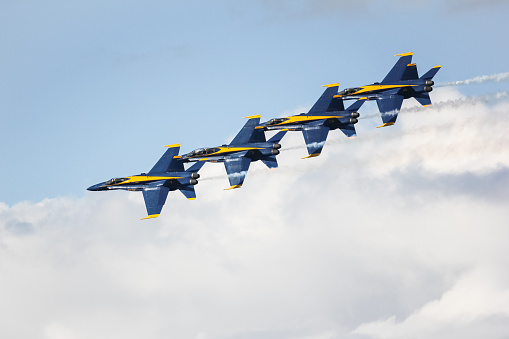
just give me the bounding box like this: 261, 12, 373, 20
256, 84, 365, 158
182, 116, 287, 190
334, 52, 441, 127
87, 144, 204, 219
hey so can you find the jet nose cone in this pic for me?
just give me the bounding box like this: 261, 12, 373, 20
87, 183, 103, 191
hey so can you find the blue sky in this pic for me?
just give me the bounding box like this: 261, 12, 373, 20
1, 0, 508, 204
2, 2, 509, 339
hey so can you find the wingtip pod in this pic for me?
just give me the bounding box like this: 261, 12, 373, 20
164, 143, 181, 148
141, 214, 160, 220
376, 122, 395, 128
322, 83, 339, 87
302, 153, 320, 159
395, 52, 413, 57
244, 115, 261, 119
224, 184, 242, 190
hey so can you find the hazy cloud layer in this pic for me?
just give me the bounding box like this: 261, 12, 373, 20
1, 88, 509, 339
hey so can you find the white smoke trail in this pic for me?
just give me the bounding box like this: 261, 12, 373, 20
202, 91, 509, 179
437, 72, 509, 87
283, 91, 509, 151
359, 91, 509, 120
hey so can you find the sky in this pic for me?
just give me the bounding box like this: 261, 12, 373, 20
1, 1, 509, 339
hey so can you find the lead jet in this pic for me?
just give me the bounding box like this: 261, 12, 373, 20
334, 52, 441, 127
87, 144, 204, 219
257, 84, 365, 158
182, 116, 287, 190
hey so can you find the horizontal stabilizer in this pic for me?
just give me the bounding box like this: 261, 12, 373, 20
420, 65, 441, 80
339, 124, 357, 138
261, 155, 278, 169
267, 130, 287, 143
414, 92, 432, 106
186, 161, 205, 173
346, 99, 366, 112
179, 185, 197, 200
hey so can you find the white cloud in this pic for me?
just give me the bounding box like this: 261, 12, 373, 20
1, 88, 509, 339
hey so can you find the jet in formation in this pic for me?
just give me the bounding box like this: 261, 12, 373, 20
87, 144, 204, 219
88, 52, 440, 219
257, 84, 365, 158
182, 116, 287, 190
334, 52, 441, 127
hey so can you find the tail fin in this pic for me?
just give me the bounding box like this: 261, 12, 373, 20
307, 84, 339, 115
149, 144, 183, 174
327, 96, 345, 112
230, 115, 264, 145
401, 63, 419, 80
382, 53, 413, 83
420, 65, 441, 80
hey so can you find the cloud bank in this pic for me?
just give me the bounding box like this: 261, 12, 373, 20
1, 88, 509, 339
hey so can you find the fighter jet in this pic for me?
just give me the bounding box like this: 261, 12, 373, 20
87, 144, 204, 219
182, 116, 286, 190
334, 52, 441, 127
257, 84, 365, 158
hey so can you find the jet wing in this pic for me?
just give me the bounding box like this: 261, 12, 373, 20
302, 125, 330, 158
230, 116, 264, 145
148, 144, 184, 174
224, 157, 252, 189
376, 94, 405, 127
308, 85, 339, 115
382, 53, 413, 83
141, 186, 170, 219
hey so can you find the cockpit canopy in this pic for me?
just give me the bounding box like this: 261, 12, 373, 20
338, 87, 361, 96
105, 178, 127, 185
186, 147, 220, 158
267, 118, 288, 126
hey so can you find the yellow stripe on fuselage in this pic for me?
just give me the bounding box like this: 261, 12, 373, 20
269, 115, 343, 127
108, 175, 183, 186
191, 146, 264, 159
334, 84, 417, 97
